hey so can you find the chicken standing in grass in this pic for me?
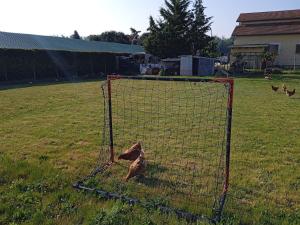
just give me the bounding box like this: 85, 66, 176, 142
282, 84, 287, 92
125, 150, 146, 181
118, 142, 142, 161
286, 89, 296, 97
272, 85, 279, 92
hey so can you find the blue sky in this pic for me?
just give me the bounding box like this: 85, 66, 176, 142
0, 0, 299, 38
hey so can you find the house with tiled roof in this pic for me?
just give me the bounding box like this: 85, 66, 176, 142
231, 9, 300, 69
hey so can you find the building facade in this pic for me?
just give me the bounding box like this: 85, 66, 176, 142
231, 9, 300, 69
0, 31, 144, 82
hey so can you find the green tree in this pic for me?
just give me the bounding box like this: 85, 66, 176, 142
144, 0, 213, 58
143, 16, 165, 57
70, 30, 81, 39
190, 0, 213, 55
144, 0, 193, 58
139, 32, 150, 46
214, 36, 233, 56
201, 38, 218, 57
87, 31, 130, 44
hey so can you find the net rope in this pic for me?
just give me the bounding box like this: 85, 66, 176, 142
78, 77, 231, 221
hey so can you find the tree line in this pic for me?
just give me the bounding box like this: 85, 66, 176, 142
69, 28, 143, 45
69, 0, 233, 58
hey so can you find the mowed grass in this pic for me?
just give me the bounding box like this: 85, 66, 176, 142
0, 75, 299, 224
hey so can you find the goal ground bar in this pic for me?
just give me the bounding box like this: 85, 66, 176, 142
73, 181, 210, 223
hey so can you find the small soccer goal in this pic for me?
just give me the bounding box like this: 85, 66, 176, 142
74, 75, 234, 223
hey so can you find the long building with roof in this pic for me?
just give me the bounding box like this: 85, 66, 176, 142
231, 9, 300, 69
0, 31, 145, 82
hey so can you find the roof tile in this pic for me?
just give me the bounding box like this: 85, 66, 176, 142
232, 24, 300, 36
238, 9, 300, 22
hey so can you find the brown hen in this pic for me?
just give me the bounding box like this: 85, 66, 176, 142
286, 89, 296, 97
118, 142, 142, 161
272, 85, 279, 92
282, 84, 287, 92
125, 150, 146, 181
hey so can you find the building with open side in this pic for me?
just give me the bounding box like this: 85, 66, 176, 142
0, 31, 144, 82
162, 55, 215, 76
231, 9, 300, 69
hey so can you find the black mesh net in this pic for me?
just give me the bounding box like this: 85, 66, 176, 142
75, 76, 233, 222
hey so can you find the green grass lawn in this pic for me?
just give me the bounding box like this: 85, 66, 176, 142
0, 74, 299, 225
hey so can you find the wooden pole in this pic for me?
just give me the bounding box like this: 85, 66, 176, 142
33, 52, 37, 81
1, 52, 8, 81
90, 55, 94, 76
73, 52, 78, 78
76, 53, 78, 77
55, 66, 59, 80
4, 63, 8, 81
33, 61, 36, 81
116, 56, 119, 73
105, 59, 107, 75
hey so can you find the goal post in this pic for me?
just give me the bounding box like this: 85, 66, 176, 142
74, 75, 234, 223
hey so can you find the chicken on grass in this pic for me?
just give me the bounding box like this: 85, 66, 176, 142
282, 84, 287, 92
125, 150, 146, 182
286, 89, 296, 97
272, 85, 279, 92
118, 142, 142, 161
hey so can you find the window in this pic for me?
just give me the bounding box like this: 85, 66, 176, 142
268, 44, 279, 55
296, 44, 300, 54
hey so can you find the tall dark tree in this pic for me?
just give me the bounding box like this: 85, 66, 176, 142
214, 36, 234, 56
143, 16, 165, 56
70, 30, 81, 39
144, 0, 213, 58
139, 32, 149, 46
201, 38, 218, 57
190, 0, 212, 55
87, 31, 130, 44
144, 0, 193, 58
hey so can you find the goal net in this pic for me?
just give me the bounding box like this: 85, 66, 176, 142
74, 75, 234, 223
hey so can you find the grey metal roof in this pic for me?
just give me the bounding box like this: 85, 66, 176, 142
0, 31, 145, 54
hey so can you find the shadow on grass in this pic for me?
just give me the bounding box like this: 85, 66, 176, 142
2, 73, 299, 91
136, 163, 171, 188
146, 163, 168, 175
231, 72, 264, 78
217, 69, 300, 81
135, 163, 189, 192
281, 74, 300, 80
0, 77, 107, 91
137, 176, 188, 192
